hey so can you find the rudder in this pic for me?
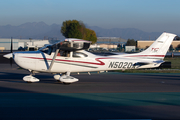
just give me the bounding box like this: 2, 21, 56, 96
137, 32, 176, 59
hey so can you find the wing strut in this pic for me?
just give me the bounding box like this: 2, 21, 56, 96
48, 48, 59, 71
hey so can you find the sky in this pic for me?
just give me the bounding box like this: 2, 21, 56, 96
0, 0, 180, 34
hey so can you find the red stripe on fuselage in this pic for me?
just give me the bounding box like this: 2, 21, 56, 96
125, 55, 165, 57
22, 57, 110, 66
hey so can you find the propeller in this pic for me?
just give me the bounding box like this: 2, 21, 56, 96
3, 37, 14, 67
10, 37, 13, 67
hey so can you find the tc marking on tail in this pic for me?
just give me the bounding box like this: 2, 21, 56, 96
151, 48, 159, 52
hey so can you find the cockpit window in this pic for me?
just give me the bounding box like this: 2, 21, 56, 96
40, 46, 52, 55
73, 52, 88, 58
59, 50, 70, 57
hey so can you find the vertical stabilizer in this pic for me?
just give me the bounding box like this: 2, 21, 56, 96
126, 32, 176, 60
140, 32, 176, 59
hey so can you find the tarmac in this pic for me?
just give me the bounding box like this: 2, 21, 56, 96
0, 63, 180, 120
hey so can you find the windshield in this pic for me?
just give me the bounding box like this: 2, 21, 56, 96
40, 45, 53, 55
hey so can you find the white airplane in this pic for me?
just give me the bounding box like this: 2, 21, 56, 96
4, 32, 176, 84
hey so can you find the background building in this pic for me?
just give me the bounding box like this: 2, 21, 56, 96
137, 40, 180, 49
0, 38, 49, 50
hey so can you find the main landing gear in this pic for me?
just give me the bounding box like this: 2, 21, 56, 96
53, 72, 79, 84
23, 71, 78, 84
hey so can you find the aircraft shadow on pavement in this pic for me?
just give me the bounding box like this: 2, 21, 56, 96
1, 71, 180, 85
0, 72, 56, 83
0, 86, 179, 120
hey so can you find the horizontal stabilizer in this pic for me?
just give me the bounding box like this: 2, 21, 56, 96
153, 60, 164, 64
133, 60, 164, 68
133, 62, 150, 66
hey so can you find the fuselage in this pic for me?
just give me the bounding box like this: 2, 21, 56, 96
3, 33, 176, 83
13, 50, 160, 74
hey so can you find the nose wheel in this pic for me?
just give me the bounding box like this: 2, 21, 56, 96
23, 71, 39, 83
23, 75, 39, 83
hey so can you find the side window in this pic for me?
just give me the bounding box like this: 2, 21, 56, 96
58, 50, 70, 57
73, 52, 88, 58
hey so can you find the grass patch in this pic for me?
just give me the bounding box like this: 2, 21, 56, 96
164, 57, 180, 69
119, 69, 180, 73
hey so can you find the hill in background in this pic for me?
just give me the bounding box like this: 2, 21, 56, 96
88, 26, 161, 40
0, 21, 162, 40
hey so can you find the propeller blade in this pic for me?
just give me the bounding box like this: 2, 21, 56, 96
10, 37, 13, 67
10, 57, 13, 67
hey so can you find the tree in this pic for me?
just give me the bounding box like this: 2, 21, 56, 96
176, 44, 180, 50
61, 20, 97, 43
126, 39, 136, 46
84, 28, 97, 44
169, 45, 174, 51
175, 36, 180, 40
61, 20, 83, 39
145, 46, 149, 50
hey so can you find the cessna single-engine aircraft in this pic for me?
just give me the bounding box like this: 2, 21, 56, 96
4, 32, 176, 84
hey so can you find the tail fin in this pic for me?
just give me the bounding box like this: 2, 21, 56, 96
136, 32, 176, 59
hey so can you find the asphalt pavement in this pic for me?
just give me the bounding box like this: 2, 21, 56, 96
0, 63, 180, 120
